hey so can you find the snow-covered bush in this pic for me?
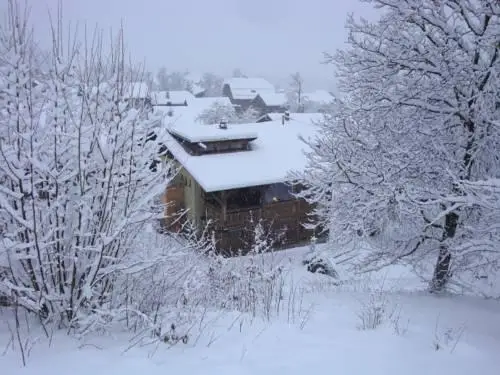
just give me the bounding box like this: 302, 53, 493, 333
432, 315, 466, 353
196, 101, 239, 125
237, 106, 261, 123
0, 3, 181, 331
302, 238, 339, 278
196, 102, 261, 125
202, 220, 286, 320
357, 290, 391, 330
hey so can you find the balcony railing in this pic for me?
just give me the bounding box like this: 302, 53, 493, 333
203, 199, 310, 229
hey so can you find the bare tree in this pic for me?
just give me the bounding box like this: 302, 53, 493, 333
200, 72, 224, 97
0, 1, 177, 328
154, 67, 189, 91
287, 72, 304, 112
232, 68, 247, 78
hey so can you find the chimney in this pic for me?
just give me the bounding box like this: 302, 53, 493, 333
219, 119, 228, 129
282, 110, 290, 125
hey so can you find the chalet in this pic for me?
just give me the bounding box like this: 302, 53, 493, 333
185, 72, 207, 98
190, 84, 206, 98
250, 92, 288, 116
222, 77, 276, 112
159, 114, 320, 254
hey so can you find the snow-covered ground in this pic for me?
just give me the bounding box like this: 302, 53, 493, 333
2, 246, 499, 374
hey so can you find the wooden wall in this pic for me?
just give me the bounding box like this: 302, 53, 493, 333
205, 199, 315, 255
161, 185, 185, 232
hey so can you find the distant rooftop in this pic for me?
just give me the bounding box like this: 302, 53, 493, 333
303, 90, 335, 105
155, 96, 234, 129
257, 92, 287, 107
151, 90, 194, 105
223, 77, 275, 100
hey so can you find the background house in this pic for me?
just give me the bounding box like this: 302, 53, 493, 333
250, 92, 288, 116
222, 77, 276, 112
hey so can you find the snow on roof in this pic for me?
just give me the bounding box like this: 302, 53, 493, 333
162, 119, 319, 192
257, 92, 287, 107
223, 77, 275, 100
257, 112, 325, 124
191, 84, 206, 96
125, 82, 149, 99
303, 90, 335, 104
169, 125, 258, 143
184, 72, 206, 95
192, 96, 233, 108
156, 97, 234, 128
151, 90, 194, 105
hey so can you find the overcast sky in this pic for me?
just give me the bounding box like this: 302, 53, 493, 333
24, 0, 377, 91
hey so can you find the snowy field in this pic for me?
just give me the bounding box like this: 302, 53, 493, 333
2, 245, 499, 375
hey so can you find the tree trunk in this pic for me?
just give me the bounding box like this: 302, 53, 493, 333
430, 211, 458, 292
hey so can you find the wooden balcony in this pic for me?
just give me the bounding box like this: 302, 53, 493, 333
205, 199, 310, 226
202, 198, 314, 254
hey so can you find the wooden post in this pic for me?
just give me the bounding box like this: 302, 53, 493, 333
220, 190, 228, 223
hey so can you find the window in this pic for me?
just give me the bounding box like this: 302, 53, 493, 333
263, 183, 294, 203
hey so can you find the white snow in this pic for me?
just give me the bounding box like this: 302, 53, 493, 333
2, 245, 499, 375
223, 77, 275, 100
257, 92, 287, 107
185, 72, 206, 96
169, 125, 258, 143
162, 119, 319, 192
303, 90, 335, 105
257, 112, 325, 124
156, 97, 234, 128
151, 90, 195, 105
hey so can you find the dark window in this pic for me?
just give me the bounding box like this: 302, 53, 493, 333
263, 183, 294, 203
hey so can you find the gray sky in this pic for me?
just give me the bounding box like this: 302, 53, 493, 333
25, 0, 376, 91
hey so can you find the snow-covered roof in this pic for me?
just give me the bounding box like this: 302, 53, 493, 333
125, 82, 149, 99
151, 90, 194, 105
257, 112, 325, 124
184, 72, 206, 96
169, 125, 258, 143
303, 90, 335, 105
223, 77, 275, 100
162, 119, 319, 192
156, 97, 234, 129
191, 84, 206, 96
257, 92, 287, 107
